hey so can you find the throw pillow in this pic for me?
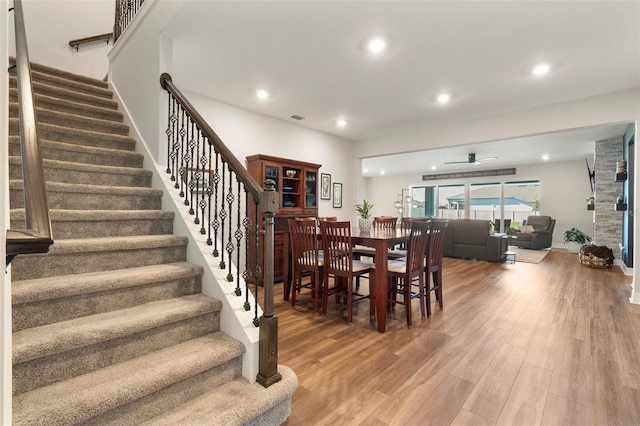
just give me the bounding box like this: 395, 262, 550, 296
520, 225, 535, 233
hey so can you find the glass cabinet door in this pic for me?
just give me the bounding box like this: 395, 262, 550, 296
305, 170, 317, 207
264, 164, 279, 191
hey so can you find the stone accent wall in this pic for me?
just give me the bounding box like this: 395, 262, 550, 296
594, 138, 624, 261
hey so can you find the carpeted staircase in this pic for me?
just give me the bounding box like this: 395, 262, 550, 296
8, 61, 295, 425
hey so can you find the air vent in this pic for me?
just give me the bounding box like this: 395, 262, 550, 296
290, 114, 306, 120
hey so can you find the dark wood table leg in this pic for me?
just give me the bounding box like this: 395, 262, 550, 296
283, 233, 291, 301
373, 240, 388, 332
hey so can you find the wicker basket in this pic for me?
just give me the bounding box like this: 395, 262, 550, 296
579, 245, 614, 269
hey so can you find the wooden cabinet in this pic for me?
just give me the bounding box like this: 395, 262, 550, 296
246, 154, 321, 284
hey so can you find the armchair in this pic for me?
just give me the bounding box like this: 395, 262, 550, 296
508, 215, 555, 250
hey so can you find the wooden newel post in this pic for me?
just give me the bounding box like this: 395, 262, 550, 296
256, 179, 282, 387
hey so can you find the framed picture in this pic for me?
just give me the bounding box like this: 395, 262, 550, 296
321, 173, 331, 200
333, 183, 342, 208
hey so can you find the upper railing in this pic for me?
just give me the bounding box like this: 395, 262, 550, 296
159, 73, 281, 388
6, 0, 53, 265
113, 0, 145, 42
68, 33, 114, 52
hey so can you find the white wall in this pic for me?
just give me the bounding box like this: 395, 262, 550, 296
8, 0, 113, 79
183, 91, 355, 219
364, 159, 593, 247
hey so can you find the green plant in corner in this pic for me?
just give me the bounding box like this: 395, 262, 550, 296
355, 199, 374, 219
563, 227, 592, 244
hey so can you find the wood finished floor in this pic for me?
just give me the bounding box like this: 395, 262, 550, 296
275, 249, 640, 426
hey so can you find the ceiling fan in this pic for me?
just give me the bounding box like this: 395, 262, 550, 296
444, 153, 498, 165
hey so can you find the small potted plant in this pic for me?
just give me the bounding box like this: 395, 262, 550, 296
355, 199, 374, 233
563, 227, 592, 254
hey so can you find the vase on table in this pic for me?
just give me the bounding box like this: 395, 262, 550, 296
358, 218, 373, 233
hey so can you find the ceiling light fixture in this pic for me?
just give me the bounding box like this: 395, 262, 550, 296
336, 119, 347, 128
256, 89, 269, 99
367, 37, 387, 53
542, 154, 550, 161
437, 93, 451, 103
532, 63, 550, 76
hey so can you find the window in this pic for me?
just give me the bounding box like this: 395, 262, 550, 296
438, 184, 466, 219
504, 180, 540, 228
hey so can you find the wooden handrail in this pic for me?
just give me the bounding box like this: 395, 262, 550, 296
68, 33, 113, 51
6, 0, 53, 261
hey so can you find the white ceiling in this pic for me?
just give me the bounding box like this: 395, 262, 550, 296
163, 1, 639, 176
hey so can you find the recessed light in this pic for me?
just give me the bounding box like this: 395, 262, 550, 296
437, 93, 451, 103
256, 89, 269, 99
532, 63, 550, 75
431, 166, 437, 170
363, 168, 368, 173
380, 170, 385, 175
367, 37, 387, 53
542, 154, 550, 161
336, 119, 347, 128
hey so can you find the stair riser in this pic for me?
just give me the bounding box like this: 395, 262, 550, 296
10, 162, 151, 188
83, 358, 242, 426
13, 274, 202, 331
9, 60, 109, 89
9, 76, 117, 110
10, 214, 173, 240
9, 138, 144, 168
26, 71, 113, 99
9, 119, 136, 152
14, 312, 220, 395
10, 188, 162, 211
11, 243, 187, 280
9, 89, 123, 122
9, 103, 129, 136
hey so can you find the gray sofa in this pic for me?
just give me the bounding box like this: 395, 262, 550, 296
508, 215, 555, 249
443, 219, 504, 262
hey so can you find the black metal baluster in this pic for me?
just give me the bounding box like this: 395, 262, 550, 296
233, 180, 243, 294
194, 127, 202, 225
243, 192, 252, 311
212, 151, 220, 257
219, 159, 227, 269
225, 165, 235, 282
253, 207, 261, 327
165, 92, 173, 174
178, 108, 186, 195
187, 120, 196, 212
169, 97, 178, 182
205, 138, 213, 242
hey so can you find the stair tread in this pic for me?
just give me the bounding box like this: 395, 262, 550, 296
141, 365, 298, 426
13, 294, 222, 363
13, 333, 244, 426
10, 88, 123, 120
10, 58, 110, 88
9, 76, 117, 109
11, 157, 150, 177
11, 208, 174, 221
12, 261, 201, 303
39, 234, 188, 254
10, 180, 162, 194
9, 136, 142, 159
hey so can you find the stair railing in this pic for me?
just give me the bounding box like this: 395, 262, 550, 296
159, 73, 281, 388
68, 33, 114, 52
6, 0, 53, 266
113, 0, 145, 42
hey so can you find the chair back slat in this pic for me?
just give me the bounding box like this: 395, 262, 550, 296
407, 221, 431, 276
373, 216, 397, 230
319, 221, 354, 277
427, 219, 448, 269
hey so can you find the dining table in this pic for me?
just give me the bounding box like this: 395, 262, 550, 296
282, 226, 409, 333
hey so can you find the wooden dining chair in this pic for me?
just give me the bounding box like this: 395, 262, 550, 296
319, 221, 374, 324
373, 216, 397, 230
424, 219, 448, 317
386, 220, 431, 327
288, 218, 323, 314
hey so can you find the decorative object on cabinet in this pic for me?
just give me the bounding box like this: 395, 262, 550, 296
246, 154, 321, 284
333, 183, 343, 208
586, 195, 595, 211
321, 173, 331, 200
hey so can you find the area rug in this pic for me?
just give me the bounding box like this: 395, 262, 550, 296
508, 246, 551, 264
